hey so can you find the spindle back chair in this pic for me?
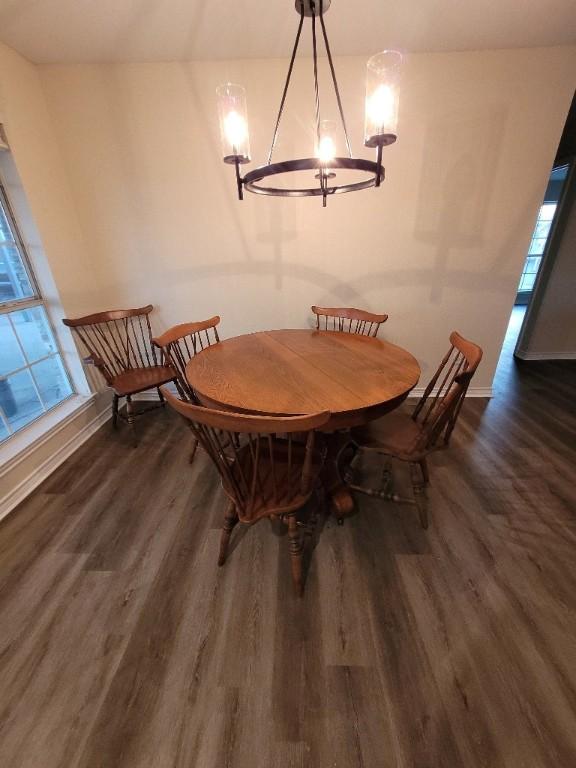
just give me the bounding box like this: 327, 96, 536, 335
412, 331, 483, 453
163, 387, 330, 595
63, 305, 177, 444
349, 331, 482, 529
152, 316, 220, 401
311, 306, 388, 337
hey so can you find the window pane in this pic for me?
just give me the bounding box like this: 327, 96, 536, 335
521, 271, 537, 292
0, 306, 74, 437
539, 203, 557, 221
534, 219, 553, 240
11, 306, 58, 363
528, 238, 546, 256
0, 314, 26, 375
524, 256, 541, 274
0, 415, 9, 443
0, 368, 44, 432
31, 355, 73, 409
0, 243, 34, 302
0, 198, 15, 242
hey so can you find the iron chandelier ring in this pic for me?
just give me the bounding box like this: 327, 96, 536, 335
241, 157, 386, 197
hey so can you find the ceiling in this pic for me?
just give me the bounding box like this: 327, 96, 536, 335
0, 0, 575, 64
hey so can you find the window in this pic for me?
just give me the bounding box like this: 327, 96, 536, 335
517, 203, 557, 293
0, 176, 73, 442
516, 164, 570, 300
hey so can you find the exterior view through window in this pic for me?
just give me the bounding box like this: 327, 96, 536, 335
515, 164, 569, 304
517, 202, 557, 293
0, 175, 73, 442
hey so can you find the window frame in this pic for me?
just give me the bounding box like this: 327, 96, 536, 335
0, 171, 75, 441
0, 177, 42, 307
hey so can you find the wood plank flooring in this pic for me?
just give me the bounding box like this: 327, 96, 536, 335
1, 338, 575, 766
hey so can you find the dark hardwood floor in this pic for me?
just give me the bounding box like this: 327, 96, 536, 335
1, 328, 575, 767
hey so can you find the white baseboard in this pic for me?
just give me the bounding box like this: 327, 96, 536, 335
0, 404, 111, 523
515, 350, 576, 361
138, 386, 494, 401
409, 386, 493, 398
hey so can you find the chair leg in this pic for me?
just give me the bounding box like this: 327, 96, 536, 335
218, 502, 238, 566
189, 436, 199, 464
382, 458, 394, 494
287, 513, 304, 597
157, 386, 166, 406
419, 457, 430, 485
112, 394, 119, 429
342, 444, 361, 485
410, 462, 429, 530
125, 395, 138, 447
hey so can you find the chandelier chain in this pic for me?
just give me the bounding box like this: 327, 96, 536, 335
311, 6, 322, 151
267, 4, 305, 165
319, 2, 352, 158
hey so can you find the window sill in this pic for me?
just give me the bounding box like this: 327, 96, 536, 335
0, 393, 97, 477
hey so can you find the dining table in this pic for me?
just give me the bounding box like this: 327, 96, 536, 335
185, 328, 420, 520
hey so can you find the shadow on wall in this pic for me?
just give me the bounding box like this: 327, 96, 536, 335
125, 103, 515, 312
255, 201, 299, 292
414, 104, 508, 303
66, 56, 520, 332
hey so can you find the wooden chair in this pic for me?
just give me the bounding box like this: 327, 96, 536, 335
152, 316, 220, 400
153, 317, 221, 462
311, 306, 388, 337
163, 387, 330, 596
63, 305, 177, 444
347, 332, 483, 529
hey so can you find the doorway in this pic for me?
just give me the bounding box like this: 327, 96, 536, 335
496, 88, 576, 373
498, 162, 572, 363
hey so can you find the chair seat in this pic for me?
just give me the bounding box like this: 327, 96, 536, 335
225, 437, 324, 523
111, 365, 176, 396
351, 412, 426, 460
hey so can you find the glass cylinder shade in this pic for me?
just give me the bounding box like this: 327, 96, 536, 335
216, 83, 251, 164
364, 51, 402, 148
316, 119, 337, 165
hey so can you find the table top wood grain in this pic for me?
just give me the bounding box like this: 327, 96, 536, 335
185, 329, 420, 429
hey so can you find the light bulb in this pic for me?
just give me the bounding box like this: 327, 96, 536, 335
367, 84, 395, 130
216, 83, 251, 162
223, 110, 247, 150
364, 51, 402, 146
317, 135, 336, 163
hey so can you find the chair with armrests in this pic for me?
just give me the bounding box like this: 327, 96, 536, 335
63, 304, 177, 445
311, 305, 388, 337
152, 316, 221, 400
153, 316, 221, 462
347, 331, 483, 529
163, 387, 330, 596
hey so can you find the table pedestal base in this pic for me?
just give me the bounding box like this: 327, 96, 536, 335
321, 432, 356, 523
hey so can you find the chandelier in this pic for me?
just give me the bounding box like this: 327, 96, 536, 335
216, 0, 402, 207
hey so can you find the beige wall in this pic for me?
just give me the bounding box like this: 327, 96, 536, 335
0, 43, 108, 315
0, 43, 110, 517
518, 184, 576, 359
40, 47, 576, 390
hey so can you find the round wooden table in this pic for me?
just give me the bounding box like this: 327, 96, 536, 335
186, 329, 420, 519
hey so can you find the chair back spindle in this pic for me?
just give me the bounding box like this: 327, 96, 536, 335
163, 388, 330, 523
412, 331, 482, 451
311, 306, 388, 337
63, 305, 159, 384
153, 317, 220, 401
